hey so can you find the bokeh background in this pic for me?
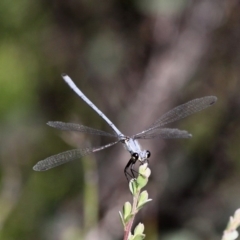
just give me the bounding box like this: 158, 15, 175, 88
1, 0, 240, 239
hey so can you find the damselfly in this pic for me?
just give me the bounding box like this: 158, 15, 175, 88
33, 74, 217, 180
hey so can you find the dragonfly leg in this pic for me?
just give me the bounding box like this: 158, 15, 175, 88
130, 162, 136, 179
124, 159, 133, 181
124, 158, 140, 181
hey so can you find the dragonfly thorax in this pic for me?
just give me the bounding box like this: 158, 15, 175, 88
122, 137, 151, 163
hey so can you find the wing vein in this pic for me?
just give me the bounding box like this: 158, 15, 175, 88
33, 141, 119, 171
47, 121, 118, 138
133, 96, 217, 139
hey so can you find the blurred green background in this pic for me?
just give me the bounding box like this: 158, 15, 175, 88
1, 0, 240, 239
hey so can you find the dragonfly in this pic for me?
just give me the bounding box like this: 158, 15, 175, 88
33, 74, 217, 180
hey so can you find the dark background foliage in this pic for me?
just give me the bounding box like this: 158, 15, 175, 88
0, 0, 240, 239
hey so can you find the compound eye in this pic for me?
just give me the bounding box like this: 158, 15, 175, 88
146, 150, 151, 158
132, 153, 139, 160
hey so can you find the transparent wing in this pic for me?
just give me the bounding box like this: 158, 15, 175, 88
33, 141, 119, 171
134, 128, 192, 139
47, 121, 118, 138
133, 96, 217, 138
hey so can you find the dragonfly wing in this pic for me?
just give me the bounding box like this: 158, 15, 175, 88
150, 96, 217, 128
134, 128, 192, 139
47, 121, 117, 138
33, 141, 119, 171
133, 96, 217, 138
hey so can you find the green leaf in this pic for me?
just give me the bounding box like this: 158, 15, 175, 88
136, 164, 151, 189
129, 179, 138, 195
139, 191, 148, 203
119, 211, 125, 227
125, 213, 135, 224
137, 199, 152, 211
131, 234, 146, 240
139, 163, 151, 177
137, 191, 152, 209
136, 174, 148, 189
123, 202, 132, 220
128, 233, 133, 240
134, 223, 144, 235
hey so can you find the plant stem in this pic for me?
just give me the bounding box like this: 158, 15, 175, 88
123, 191, 140, 240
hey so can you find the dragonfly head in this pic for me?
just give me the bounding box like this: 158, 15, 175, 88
131, 150, 151, 163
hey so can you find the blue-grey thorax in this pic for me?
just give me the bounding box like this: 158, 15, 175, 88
122, 137, 149, 162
